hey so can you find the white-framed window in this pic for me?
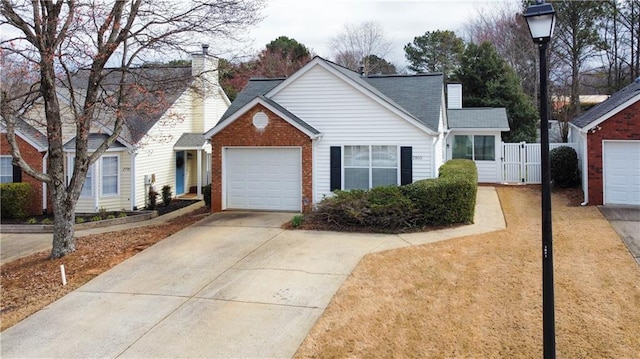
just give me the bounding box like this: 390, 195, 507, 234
0, 156, 13, 184
68, 156, 94, 198
344, 145, 398, 190
101, 155, 119, 196
452, 135, 495, 161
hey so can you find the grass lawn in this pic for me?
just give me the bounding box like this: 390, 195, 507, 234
295, 186, 640, 358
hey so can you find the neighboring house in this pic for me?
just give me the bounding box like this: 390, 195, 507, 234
0, 118, 49, 215
205, 56, 509, 213
569, 77, 640, 206
13, 45, 229, 214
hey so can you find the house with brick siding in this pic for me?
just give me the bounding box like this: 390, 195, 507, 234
569, 77, 640, 206
0, 118, 49, 215
205, 56, 509, 213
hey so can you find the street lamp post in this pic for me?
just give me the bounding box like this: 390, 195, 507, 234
524, 1, 557, 358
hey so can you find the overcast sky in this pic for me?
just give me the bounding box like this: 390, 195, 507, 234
243, 0, 505, 69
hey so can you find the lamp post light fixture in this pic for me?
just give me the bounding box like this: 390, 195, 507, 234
524, 1, 557, 358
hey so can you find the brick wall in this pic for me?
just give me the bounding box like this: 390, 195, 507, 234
210, 104, 313, 212
1, 133, 46, 215
586, 101, 640, 205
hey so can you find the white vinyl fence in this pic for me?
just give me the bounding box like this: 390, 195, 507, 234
502, 142, 579, 184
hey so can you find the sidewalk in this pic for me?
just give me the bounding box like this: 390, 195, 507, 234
0, 202, 204, 264
1, 187, 505, 358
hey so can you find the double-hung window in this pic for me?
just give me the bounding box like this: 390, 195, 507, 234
69, 157, 94, 197
101, 155, 119, 196
0, 156, 13, 184
344, 145, 398, 190
452, 135, 495, 161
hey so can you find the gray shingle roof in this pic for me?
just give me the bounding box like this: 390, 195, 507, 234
214, 57, 445, 133
63, 133, 127, 150
69, 66, 194, 144
365, 73, 444, 131
447, 108, 510, 129
571, 77, 640, 129
174, 133, 206, 148
1, 118, 48, 150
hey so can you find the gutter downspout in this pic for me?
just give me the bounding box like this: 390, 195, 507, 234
579, 129, 589, 206
131, 150, 137, 210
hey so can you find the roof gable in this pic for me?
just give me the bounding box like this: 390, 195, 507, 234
0, 117, 48, 151
571, 78, 640, 130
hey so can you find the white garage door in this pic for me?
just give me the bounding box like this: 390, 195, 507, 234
603, 141, 640, 206
225, 147, 301, 211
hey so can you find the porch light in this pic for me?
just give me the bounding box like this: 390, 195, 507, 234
524, 1, 557, 358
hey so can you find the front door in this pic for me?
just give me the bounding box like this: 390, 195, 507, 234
176, 151, 185, 194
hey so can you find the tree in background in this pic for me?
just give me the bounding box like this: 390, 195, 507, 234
218, 36, 313, 100
599, 0, 640, 92
329, 21, 394, 74
363, 55, 396, 75
454, 42, 538, 143
404, 30, 465, 78
462, 3, 538, 104
0, 0, 263, 258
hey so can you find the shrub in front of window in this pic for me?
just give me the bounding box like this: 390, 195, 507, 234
306, 159, 477, 232
550, 146, 580, 188
0, 182, 32, 219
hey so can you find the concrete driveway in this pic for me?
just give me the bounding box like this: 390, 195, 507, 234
0, 187, 505, 358
599, 206, 640, 265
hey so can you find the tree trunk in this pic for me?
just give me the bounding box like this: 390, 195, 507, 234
50, 180, 77, 259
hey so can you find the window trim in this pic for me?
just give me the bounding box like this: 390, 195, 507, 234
0, 156, 13, 184
452, 134, 496, 162
343, 145, 399, 190
100, 155, 120, 197
68, 156, 95, 198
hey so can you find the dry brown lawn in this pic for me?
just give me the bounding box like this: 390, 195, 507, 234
295, 186, 640, 358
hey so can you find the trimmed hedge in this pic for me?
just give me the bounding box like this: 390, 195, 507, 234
550, 146, 580, 188
306, 159, 478, 232
0, 182, 32, 219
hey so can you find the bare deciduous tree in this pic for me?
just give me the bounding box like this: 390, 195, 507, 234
0, 0, 263, 258
329, 21, 393, 74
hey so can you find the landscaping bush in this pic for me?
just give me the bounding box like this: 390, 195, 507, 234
202, 184, 211, 208
161, 185, 172, 206
147, 189, 158, 210
306, 159, 477, 232
550, 146, 580, 188
403, 159, 477, 226
0, 182, 32, 219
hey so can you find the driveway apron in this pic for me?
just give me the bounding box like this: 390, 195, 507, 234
0, 212, 398, 358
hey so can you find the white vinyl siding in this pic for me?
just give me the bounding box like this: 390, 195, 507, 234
0, 156, 13, 183
272, 65, 435, 202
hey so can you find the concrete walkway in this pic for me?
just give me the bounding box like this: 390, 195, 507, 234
0, 187, 505, 358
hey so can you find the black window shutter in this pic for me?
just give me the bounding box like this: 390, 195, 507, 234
400, 146, 412, 185
12, 164, 22, 183
330, 146, 341, 191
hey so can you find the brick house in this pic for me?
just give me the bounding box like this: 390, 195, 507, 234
0, 118, 49, 215
205, 57, 510, 213
569, 77, 640, 206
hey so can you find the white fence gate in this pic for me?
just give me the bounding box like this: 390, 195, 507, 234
501, 142, 579, 184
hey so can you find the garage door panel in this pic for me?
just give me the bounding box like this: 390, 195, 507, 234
225, 148, 302, 211
604, 141, 640, 206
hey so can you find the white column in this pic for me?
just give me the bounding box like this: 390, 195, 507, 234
196, 149, 202, 199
